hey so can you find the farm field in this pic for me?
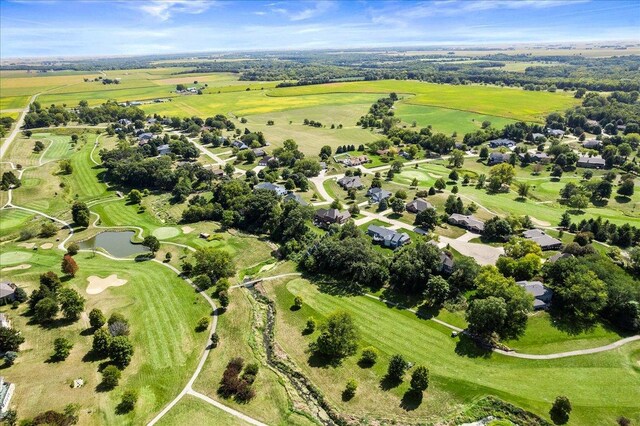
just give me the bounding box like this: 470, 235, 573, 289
265, 277, 640, 426
0, 247, 210, 425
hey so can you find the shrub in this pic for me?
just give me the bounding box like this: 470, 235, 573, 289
387, 354, 408, 381
343, 379, 357, 400
304, 317, 316, 333
550, 396, 572, 425
67, 242, 80, 256
359, 347, 378, 366
292, 296, 303, 310
210, 332, 220, 348
3, 351, 18, 366
89, 308, 106, 329
53, 338, 73, 361
196, 316, 209, 332
102, 365, 121, 389
92, 328, 112, 354
410, 365, 430, 392
118, 390, 138, 413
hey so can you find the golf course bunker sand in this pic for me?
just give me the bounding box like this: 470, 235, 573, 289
40, 243, 54, 249
1, 264, 32, 272
17, 242, 36, 249
86, 274, 128, 295
0, 251, 33, 265
152, 227, 180, 240
181, 226, 194, 234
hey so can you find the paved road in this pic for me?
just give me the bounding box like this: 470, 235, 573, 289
0, 93, 39, 160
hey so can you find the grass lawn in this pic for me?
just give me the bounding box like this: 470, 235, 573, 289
0, 247, 210, 425
156, 395, 250, 426
263, 277, 640, 426
193, 287, 316, 425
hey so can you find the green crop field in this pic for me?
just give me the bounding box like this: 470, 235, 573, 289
265, 277, 640, 426
0, 247, 210, 425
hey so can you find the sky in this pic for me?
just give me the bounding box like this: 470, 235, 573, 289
1, 0, 639, 58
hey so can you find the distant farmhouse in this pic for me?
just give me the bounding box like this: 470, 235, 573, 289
577, 156, 606, 169
448, 214, 485, 233
523, 229, 562, 251
367, 225, 411, 249
517, 280, 553, 310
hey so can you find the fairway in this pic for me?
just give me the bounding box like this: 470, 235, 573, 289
0, 248, 210, 425
266, 277, 640, 425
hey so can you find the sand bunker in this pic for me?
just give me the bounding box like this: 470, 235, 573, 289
17, 242, 36, 249
40, 243, 53, 249
1, 263, 32, 272
86, 274, 128, 295
181, 226, 194, 234
152, 227, 180, 240
259, 263, 276, 273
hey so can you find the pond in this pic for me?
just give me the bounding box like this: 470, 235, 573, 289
78, 231, 150, 258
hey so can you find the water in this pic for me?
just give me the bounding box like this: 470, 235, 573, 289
78, 231, 150, 258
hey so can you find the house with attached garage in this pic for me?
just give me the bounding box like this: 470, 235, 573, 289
448, 214, 485, 233
284, 192, 307, 205
488, 138, 515, 148
314, 208, 351, 227
582, 139, 602, 150
405, 198, 434, 213
0, 282, 17, 305
254, 182, 287, 196
258, 155, 275, 167
367, 225, 411, 249
231, 140, 249, 150
337, 176, 364, 190
577, 155, 606, 169
488, 152, 513, 165
517, 280, 553, 310
157, 144, 171, 156
367, 187, 392, 203
522, 229, 562, 250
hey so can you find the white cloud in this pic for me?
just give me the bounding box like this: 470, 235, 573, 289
136, 0, 215, 21
272, 0, 336, 21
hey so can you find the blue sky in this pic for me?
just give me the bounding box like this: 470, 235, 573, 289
1, 0, 638, 58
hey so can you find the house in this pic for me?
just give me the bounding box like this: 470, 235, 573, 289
399, 150, 412, 159
517, 280, 553, 310
546, 128, 565, 137
376, 149, 391, 156
531, 133, 545, 140
0, 377, 15, 416
252, 148, 266, 157
520, 152, 551, 163
488, 138, 515, 148
138, 133, 153, 144
254, 182, 287, 196
284, 192, 308, 206
231, 140, 249, 150
488, 152, 513, 165
583, 139, 602, 150
342, 155, 369, 167
448, 214, 485, 233
0, 314, 10, 329
337, 176, 363, 190
367, 225, 411, 249
367, 187, 392, 203
118, 118, 132, 126
523, 229, 562, 250
258, 156, 275, 167
405, 198, 434, 213
211, 169, 225, 179
0, 282, 16, 304
548, 252, 573, 263
146, 118, 157, 125
314, 208, 351, 226
157, 144, 171, 156
577, 156, 606, 169
427, 240, 455, 273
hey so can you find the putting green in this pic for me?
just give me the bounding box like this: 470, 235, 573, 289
152, 227, 180, 240
0, 251, 33, 265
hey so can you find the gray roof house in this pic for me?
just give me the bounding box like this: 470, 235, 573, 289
367, 225, 411, 249
314, 208, 351, 226
254, 182, 287, 196
252, 148, 266, 157
531, 133, 545, 140
157, 144, 171, 155
367, 187, 392, 203
0, 282, 17, 304
258, 155, 275, 166
0, 377, 15, 416
520, 152, 551, 163
448, 214, 485, 233
284, 192, 308, 205
523, 229, 562, 250
583, 139, 602, 150
517, 280, 553, 310
427, 240, 455, 273
577, 156, 606, 169
138, 132, 153, 144
546, 128, 565, 137
548, 252, 573, 263
337, 176, 364, 190
406, 198, 434, 213
488, 152, 513, 165
488, 138, 515, 148
231, 140, 249, 150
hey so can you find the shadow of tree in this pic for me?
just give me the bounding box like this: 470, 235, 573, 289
454, 334, 492, 359
400, 389, 423, 411
379, 375, 402, 391
307, 351, 342, 369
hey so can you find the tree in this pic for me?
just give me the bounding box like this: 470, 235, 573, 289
142, 235, 160, 255
466, 296, 508, 338
312, 311, 359, 360
67, 242, 80, 256
343, 379, 358, 400
448, 169, 459, 181
360, 347, 378, 366
0, 327, 25, 352
319, 145, 332, 159
89, 308, 106, 329
386, 354, 408, 381
59, 159, 73, 174
553, 270, 607, 323
127, 189, 143, 204
414, 207, 438, 231
434, 178, 446, 191
58, 288, 85, 321
390, 197, 405, 214
503, 238, 542, 259
52, 337, 72, 361
109, 336, 134, 368
410, 366, 430, 392
559, 211, 572, 228
389, 240, 441, 294
550, 396, 572, 425
617, 178, 635, 197
516, 182, 531, 199
71, 201, 90, 227
34, 297, 58, 322
305, 317, 316, 333
424, 276, 449, 306
61, 254, 79, 277
118, 390, 138, 413
194, 247, 236, 283
568, 194, 589, 211
3, 351, 18, 366
448, 149, 465, 168
293, 296, 303, 310
40, 221, 58, 237
489, 163, 515, 185
92, 328, 112, 355
483, 217, 512, 241
101, 365, 121, 389
193, 274, 213, 291
196, 316, 209, 332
